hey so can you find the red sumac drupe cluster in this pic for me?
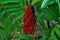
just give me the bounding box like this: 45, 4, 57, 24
23, 4, 36, 35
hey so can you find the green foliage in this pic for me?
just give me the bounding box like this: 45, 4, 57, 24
34, 0, 60, 40
0, 0, 26, 40
0, 0, 60, 40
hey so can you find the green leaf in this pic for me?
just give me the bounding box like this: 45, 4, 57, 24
0, 6, 6, 19
19, 34, 33, 40
19, 34, 26, 39
56, 0, 60, 13
41, 0, 56, 8
54, 27, 60, 37
32, 0, 40, 5
49, 31, 57, 40
40, 13, 53, 20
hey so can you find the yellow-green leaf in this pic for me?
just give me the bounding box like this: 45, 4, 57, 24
31, 0, 40, 5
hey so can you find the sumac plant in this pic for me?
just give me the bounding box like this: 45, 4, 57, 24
0, 0, 60, 40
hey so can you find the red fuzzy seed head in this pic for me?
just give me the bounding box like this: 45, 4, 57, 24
23, 4, 36, 35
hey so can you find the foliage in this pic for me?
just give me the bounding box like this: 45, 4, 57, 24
0, 0, 60, 40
